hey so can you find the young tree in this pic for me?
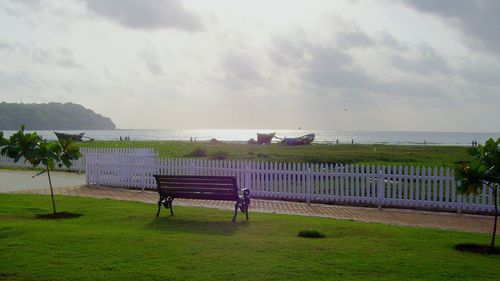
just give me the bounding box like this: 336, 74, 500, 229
456, 138, 500, 248
0, 126, 81, 214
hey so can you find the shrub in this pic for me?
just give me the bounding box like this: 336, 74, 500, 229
187, 147, 207, 157
211, 150, 229, 160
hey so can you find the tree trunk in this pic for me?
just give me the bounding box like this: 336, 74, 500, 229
491, 186, 497, 248
46, 165, 56, 214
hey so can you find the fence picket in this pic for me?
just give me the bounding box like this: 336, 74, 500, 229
5, 147, 489, 214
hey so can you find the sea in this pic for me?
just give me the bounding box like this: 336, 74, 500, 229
2, 129, 499, 146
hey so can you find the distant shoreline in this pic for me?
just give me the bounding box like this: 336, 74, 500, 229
2, 129, 498, 146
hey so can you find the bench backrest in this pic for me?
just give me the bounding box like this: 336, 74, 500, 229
153, 175, 239, 201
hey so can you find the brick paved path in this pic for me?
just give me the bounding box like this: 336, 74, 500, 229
15, 185, 497, 234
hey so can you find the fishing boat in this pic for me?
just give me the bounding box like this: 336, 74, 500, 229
282, 133, 315, 145
54, 132, 94, 142
256, 132, 276, 144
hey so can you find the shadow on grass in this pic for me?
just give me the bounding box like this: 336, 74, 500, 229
148, 216, 249, 236
35, 212, 82, 220
298, 230, 326, 238
455, 243, 500, 255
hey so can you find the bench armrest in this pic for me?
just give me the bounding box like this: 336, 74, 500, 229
240, 188, 250, 198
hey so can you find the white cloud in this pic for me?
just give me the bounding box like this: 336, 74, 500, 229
399, 0, 500, 57
0, 0, 498, 131
224, 54, 262, 82
83, 0, 201, 31
390, 42, 451, 75
138, 49, 164, 76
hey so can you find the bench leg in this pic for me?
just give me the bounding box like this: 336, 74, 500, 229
156, 196, 164, 217
232, 202, 239, 222
245, 199, 250, 220
168, 197, 174, 216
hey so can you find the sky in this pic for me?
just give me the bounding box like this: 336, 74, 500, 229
0, 0, 499, 132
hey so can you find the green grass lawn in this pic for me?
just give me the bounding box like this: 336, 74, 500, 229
79, 141, 472, 168
1, 194, 498, 280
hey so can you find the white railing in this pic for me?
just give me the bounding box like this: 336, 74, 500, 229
82, 150, 498, 214
2, 147, 497, 214
84, 147, 158, 187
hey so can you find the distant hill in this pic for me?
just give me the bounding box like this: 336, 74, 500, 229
0, 102, 116, 130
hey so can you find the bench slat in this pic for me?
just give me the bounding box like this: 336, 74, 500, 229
156, 175, 236, 179
159, 187, 237, 194
157, 182, 236, 189
155, 175, 235, 181
157, 179, 235, 185
158, 192, 238, 201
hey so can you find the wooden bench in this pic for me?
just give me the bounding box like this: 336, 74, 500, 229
153, 175, 251, 221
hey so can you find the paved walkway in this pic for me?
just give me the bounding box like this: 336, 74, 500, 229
13, 185, 497, 234
0, 169, 86, 193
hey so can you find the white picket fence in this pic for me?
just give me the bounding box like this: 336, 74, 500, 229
83, 149, 498, 214
84, 147, 158, 187
1, 147, 497, 214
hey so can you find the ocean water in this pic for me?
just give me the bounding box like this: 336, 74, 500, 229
2, 129, 499, 146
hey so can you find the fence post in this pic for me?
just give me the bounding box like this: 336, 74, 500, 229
85, 154, 90, 185
457, 195, 462, 214
452, 176, 462, 214
141, 158, 146, 191
307, 165, 312, 204
378, 166, 385, 210
245, 163, 251, 191
95, 161, 101, 186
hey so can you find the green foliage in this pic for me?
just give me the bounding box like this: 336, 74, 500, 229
186, 147, 207, 157
456, 137, 500, 248
1, 194, 499, 280
0, 102, 115, 130
211, 150, 229, 160
0, 126, 82, 213
0, 126, 81, 169
456, 138, 500, 193
0, 131, 7, 147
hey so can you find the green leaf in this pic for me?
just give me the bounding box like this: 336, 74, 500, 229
47, 158, 55, 170
456, 137, 500, 192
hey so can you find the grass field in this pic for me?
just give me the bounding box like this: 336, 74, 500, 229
1, 194, 499, 280
79, 141, 472, 168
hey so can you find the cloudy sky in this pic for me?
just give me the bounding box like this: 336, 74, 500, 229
0, 0, 499, 132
